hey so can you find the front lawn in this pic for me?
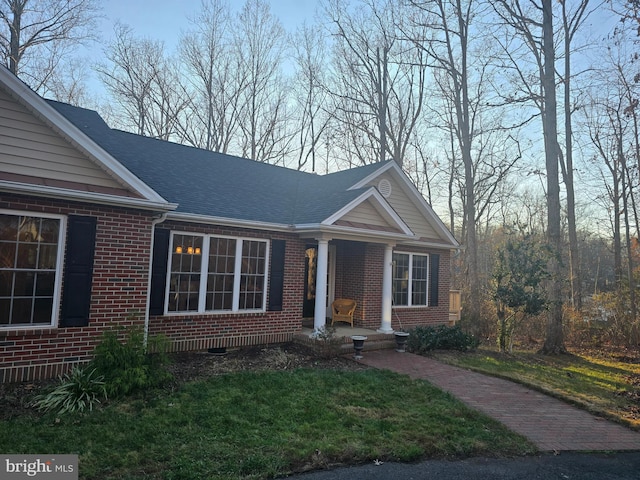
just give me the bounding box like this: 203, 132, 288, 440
431, 348, 640, 429
1, 368, 535, 479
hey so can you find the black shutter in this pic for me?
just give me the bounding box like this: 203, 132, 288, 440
268, 240, 286, 311
60, 215, 97, 327
429, 253, 440, 307
149, 228, 170, 315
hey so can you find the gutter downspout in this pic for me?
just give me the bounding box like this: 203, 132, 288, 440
144, 212, 168, 349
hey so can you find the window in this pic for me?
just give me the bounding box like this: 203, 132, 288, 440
392, 252, 429, 307
167, 233, 268, 313
0, 211, 64, 328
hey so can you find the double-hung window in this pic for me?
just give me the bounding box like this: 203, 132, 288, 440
0, 211, 64, 328
167, 233, 268, 313
392, 252, 429, 307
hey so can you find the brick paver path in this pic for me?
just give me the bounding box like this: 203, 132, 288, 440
357, 350, 640, 451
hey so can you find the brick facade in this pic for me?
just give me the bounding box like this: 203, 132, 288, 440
147, 220, 306, 354
0, 194, 154, 383
0, 195, 452, 383
332, 240, 450, 330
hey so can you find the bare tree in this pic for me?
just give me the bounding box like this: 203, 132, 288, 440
97, 23, 188, 141
558, 0, 599, 312
492, 0, 565, 353
406, 0, 519, 326
583, 33, 640, 340
291, 23, 331, 171
0, 0, 99, 93
233, 0, 291, 163
323, 0, 428, 167
178, 0, 242, 153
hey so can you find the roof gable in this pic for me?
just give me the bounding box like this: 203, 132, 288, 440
350, 162, 459, 247
323, 189, 414, 236
0, 87, 136, 197
0, 66, 171, 210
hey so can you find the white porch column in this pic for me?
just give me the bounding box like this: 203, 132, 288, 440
378, 243, 394, 333
313, 239, 329, 332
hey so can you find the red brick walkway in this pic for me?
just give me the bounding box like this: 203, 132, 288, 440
357, 350, 640, 452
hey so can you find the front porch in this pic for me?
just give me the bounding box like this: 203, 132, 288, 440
296, 320, 397, 352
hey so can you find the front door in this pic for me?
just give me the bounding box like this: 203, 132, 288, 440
302, 246, 317, 318
302, 245, 336, 319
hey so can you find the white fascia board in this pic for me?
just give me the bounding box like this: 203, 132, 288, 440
348, 161, 397, 190
166, 212, 293, 232
0, 181, 177, 212
294, 223, 414, 242
350, 161, 459, 248
397, 238, 460, 250
0, 67, 167, 205
322, 188, 414, 236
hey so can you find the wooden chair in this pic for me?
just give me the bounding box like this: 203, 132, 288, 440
331, 299, 357, 327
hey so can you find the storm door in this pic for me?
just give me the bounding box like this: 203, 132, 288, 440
302, 245, 335, 319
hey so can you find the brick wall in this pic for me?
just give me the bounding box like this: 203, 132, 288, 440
0, 193, 452, 383
333, 240, 451, 331
147, 220, 306, 354
0, 198, 308, 383
0, 194, 154, 383
391, 248, 451, 331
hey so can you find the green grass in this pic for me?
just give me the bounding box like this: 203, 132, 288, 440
431, 348, 640, 429
1, 369, 535, 479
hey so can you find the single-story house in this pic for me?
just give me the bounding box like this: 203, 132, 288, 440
0, 66, 459, 383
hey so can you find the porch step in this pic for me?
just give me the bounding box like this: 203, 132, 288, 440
292, 331, 398, 356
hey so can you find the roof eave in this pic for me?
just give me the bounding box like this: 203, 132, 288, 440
350, 161, 459, 247
294, 223, 415, 242
0, 181, 177, 212
165, 212, 293, 232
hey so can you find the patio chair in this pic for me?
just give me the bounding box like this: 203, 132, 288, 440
331, 298, 357, 327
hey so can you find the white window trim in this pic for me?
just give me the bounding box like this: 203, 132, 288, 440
0, 209, 67, 330
164, 231, 270, 315
392, 251, 429, 308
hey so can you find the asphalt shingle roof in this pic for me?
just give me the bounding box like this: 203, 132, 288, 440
47, 100, 388, 225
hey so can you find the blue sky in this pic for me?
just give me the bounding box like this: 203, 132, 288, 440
98, 0, 319, 48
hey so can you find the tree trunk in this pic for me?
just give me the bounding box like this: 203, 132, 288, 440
8, 0, 24, 74
540, 0, 566, 355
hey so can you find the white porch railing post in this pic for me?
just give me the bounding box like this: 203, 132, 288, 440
378, 243, 394, 333
314, 239, 329, 332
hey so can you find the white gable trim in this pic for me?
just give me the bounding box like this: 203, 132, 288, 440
350, 161, 459, 247
0, 67, 169, 206
322, 188, 414, 236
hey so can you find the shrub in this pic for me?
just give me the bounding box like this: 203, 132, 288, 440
407, 325, 480, 354
34, 367, 106, 415
311, 325, 344, 358
90, 327, 172, 397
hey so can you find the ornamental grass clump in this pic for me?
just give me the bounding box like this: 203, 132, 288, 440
34, 367, 106, 415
